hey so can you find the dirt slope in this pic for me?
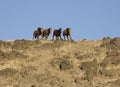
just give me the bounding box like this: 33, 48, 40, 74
0, 38, 120, 87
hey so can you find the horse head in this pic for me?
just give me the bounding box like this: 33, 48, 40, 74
37, 27, 43, 32
59, 28, 62, 33
66, 28, 71, 35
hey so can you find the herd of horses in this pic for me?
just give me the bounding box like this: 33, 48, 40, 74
33, 27, 72, 41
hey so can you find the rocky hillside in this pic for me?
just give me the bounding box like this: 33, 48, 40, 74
0, 38, 120, 87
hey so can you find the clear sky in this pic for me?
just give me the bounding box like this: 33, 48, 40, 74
0, 0, 120, 40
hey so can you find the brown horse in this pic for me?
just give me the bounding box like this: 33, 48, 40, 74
63, 28, 72, 41
42, 27, 52, 40
52, 28, 63, 40
33, 27, 43, 40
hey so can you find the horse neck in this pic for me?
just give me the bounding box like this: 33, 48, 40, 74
59, 29, 62, 33
67, 29, 70, 35
38, 29, 42, 33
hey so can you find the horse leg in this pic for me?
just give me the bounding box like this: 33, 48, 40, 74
63, 36, 65, 41
37, 35, 40, 40
57, 37, 59, 40
52, 35, 54, 41
41, 33, 44, 40
33, 34, 35, 40
35, 35, 37, 40
60, 35, 63, 40
67, 36, 69, 41
40, 35, 42, 40
36, 35, 38, 40
45, 35, 48, 40
55, 36, 58, 40
55, 36, 57, 40
69, 35, 72, 41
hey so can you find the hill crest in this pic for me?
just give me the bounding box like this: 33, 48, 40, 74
0, 38, 120, 87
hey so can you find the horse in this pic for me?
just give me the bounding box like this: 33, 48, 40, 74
42, 27, 52, 40
33, 27, 43, 40
52, 28, 63, 40
63, 28, 72, 41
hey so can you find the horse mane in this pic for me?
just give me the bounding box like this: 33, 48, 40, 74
37, 27, 43, 32
48, 28, 52, 33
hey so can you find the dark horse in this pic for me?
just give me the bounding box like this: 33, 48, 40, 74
42, 27, 52, 40
33, 27, 43, 40
63, 28, 72, 41
52, 28, 63, 40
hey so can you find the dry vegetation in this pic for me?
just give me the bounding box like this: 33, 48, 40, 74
0, 38, 120, 87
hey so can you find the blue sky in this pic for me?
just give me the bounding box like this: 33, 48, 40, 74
0, 0, 120, 40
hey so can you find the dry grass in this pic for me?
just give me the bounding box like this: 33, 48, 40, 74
0, 38, 120, 87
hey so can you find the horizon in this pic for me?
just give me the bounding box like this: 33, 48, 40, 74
0, 0, 120, 40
